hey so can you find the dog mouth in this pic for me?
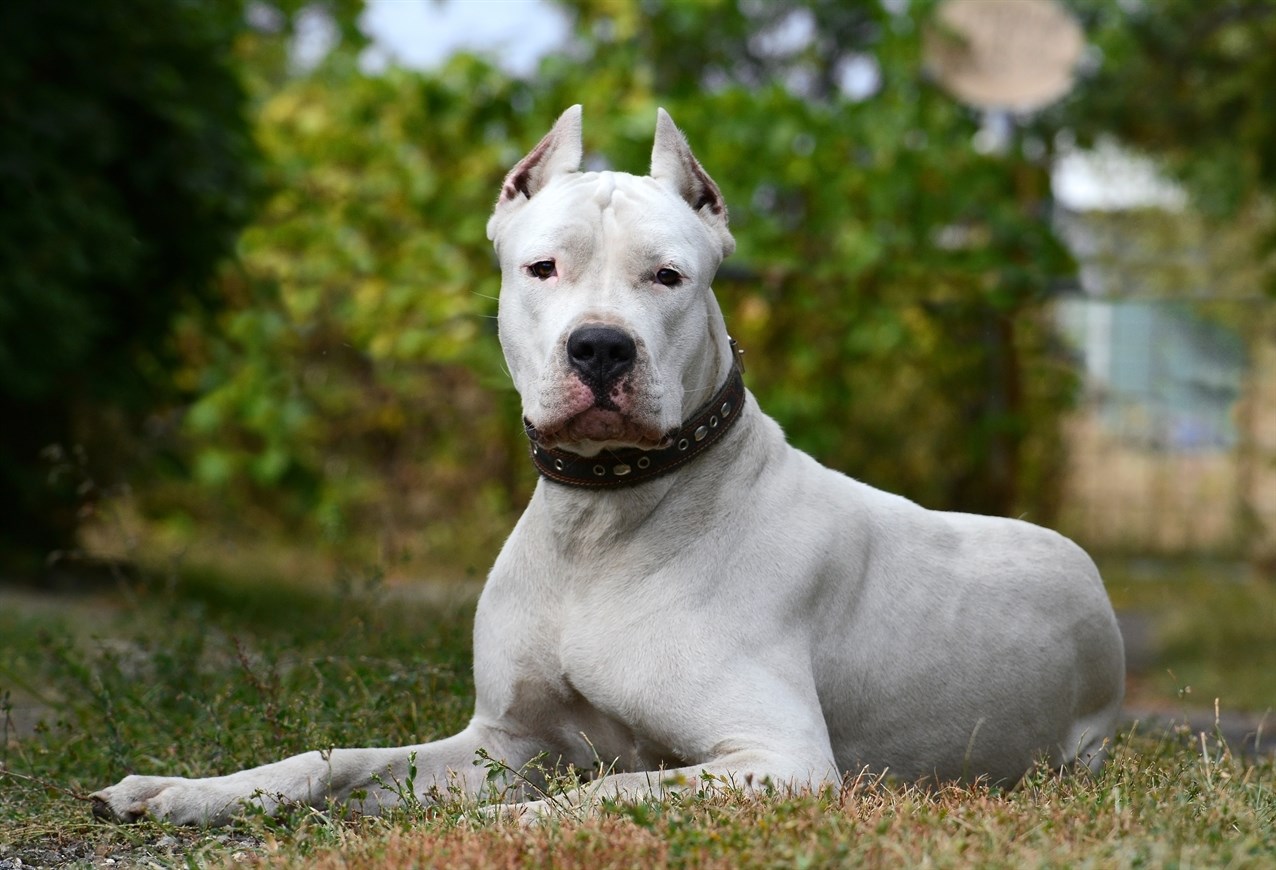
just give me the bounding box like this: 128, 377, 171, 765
526, 408, 670, 451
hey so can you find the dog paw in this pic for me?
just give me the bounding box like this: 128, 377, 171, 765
477, 798, 566, 827
90, 775, 229, 825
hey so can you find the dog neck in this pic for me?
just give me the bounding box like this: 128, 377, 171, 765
526, 340, 747, 489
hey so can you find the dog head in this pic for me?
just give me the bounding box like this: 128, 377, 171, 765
487, 106, 736, 457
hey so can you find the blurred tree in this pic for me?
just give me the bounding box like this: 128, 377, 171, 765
168, 55, 542, 567
0, 0, 257, 567
1062, 0, 1276, 220
166, 0, 1078, 573
56, 0, 1275, 574
0, 0, 361, 570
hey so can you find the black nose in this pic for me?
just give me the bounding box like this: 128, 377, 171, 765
567, 325, 637, 387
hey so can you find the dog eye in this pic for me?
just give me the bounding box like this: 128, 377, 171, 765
655, 268, 682, 287
527, 260, 557, 280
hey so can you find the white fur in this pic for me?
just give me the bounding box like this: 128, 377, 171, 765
90, 107, 1124, 825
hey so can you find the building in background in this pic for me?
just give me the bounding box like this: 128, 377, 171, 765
1052, 145, 1276, 557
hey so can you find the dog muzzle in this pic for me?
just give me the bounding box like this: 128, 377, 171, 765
526, 341, 747, 489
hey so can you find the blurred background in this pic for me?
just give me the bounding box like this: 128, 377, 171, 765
1, 1, 1274, 713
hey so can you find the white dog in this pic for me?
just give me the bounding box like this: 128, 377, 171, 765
91, 107, 1124, 825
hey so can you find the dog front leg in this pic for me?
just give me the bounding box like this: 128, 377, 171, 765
498, 748, 841, 822
90, 722, 535, 825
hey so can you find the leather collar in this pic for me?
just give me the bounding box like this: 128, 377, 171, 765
526, 341, 747, 489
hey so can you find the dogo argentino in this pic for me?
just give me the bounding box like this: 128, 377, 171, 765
91, 106, 1125, 825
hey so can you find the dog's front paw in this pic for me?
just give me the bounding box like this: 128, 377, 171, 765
90, 775, 234, 825
478, 798, 571, 827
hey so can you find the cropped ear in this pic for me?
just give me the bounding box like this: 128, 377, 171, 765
488, 105, 583, 243
650, 108, 735, 257
497, 105, 582, 206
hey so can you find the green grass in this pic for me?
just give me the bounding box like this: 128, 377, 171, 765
1103, 557, 1276, 712
2, 560, 1275, 868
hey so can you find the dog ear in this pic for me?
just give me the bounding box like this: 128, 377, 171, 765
496, 105, 583, 206
650, 108, 735, 257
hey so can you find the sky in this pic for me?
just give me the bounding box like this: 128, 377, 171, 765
1052, 139, 1186, 212
358, 0, 568, 75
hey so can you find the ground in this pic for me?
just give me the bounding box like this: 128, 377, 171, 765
1, 556, 1273, 867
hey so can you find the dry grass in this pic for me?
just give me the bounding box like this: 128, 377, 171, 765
233, 729, 1276, 870
2, 562, 1275, 868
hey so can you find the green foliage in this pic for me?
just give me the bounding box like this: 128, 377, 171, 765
159, 0, 1078, 564
0, 0, 376, 568
8, 0, 1274, 569
1062, 0, 1276, 219
0, 0, 260, 561
168, 55, 548, 564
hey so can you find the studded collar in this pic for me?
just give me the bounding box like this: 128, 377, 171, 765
525, 340, 747, 489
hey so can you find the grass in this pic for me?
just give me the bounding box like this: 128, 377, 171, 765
1, 558, 1274, 868
1103, 556, 1276, 712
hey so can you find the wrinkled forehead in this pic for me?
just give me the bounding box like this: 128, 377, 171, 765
500, 171, 714, 262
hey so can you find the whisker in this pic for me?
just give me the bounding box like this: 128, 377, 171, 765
682, 379, 721, 397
